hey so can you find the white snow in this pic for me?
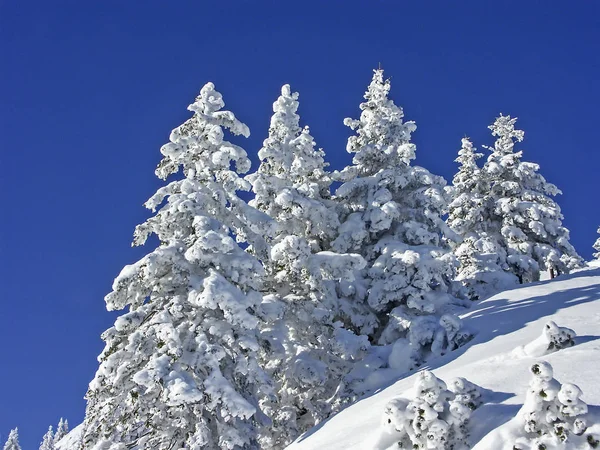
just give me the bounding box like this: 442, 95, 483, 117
55, 424, 83, 450
287, 266, 600, 449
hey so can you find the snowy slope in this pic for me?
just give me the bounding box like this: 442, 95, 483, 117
56, 424, 83, 450
288, 267, 600, 450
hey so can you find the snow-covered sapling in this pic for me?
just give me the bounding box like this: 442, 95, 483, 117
593, 227, 600, 259
447, 137, 519, 300
514, 362, 590, 449
523, 321, 576, 358
54, 418, 68, 444
449, 377, 483, 411
544, 321, 576, 352
3, 429, 21, 450
381, 370, 481, 449
39, 426, 55, 450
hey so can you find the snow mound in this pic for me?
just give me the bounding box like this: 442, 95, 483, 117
287, 267, 600, 450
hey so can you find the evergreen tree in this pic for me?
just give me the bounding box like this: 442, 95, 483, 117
82, 82, 273, 450
482, 115, 582, 282
381, 371, 480, 450
514, 362, 589, 449
3, 429, 20, 450
333, 69, 470, 371
54, 418, 69, 444
40, 427, 55, 450
247, 85, 371, 447
593, 227, 600, 259
248, 84, 337, 250
447, 138, 517, 299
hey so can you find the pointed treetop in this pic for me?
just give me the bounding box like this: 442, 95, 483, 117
3, 429, 21, 450
342, 69, 417, 174
257, 83, 302, 171
593, 227, 600, 259
362, 69, 392, 110
455, 137, 483, 168
189, 82, 225, 115
452, 137, 484, 192
251, 83, 328, 194
270, 84, 300, 133
487, 114, 524, 155
39, 426, 55, 450
157, 82, 251, 182
54, 418, 69, 443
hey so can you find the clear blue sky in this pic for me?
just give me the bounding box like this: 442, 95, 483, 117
1, 1, 599, 447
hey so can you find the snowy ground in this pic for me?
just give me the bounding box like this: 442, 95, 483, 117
288, 266, 600, 450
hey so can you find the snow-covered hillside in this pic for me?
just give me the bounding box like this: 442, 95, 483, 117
55, 424, 83, 450
288, 267, 600, 450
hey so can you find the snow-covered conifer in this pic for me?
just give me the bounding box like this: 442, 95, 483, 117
247, 85, 371, 447
248, 84, 338, 250
514, 362, 591, 449
380, 370, 479, 450
482, 115, 583, 283
3, 429, 21, 450
54, 419, 68, 444
448, 138, 518, 299
333, 69, 470, 369
522, 321, 577, 358
593, 227, 600, 259
82, 82, 272, 450
39, 427, 55, 450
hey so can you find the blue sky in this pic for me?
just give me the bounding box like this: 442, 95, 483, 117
1, 1, 599, 447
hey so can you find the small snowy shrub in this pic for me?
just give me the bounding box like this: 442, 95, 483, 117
381, 370, 481, 449
449, 377, 483, 411
544, 321, 576, 352
513, 361, 594, 449
523, 321, 576, 358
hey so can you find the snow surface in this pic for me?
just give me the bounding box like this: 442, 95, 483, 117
55, 424, 83, 450
288, 266, 600, 449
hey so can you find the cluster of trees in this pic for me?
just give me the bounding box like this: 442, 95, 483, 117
448, 118, 582, 299
3, 419, 68, 450
7, 69, 579, 450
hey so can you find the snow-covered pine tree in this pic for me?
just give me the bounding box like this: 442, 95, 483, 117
381, 371, 480, 450
333, 69, 470, 371
247, 85, 371, 448
54, 419, 68, 444
81, 82, 273, 450
482, 115, 582, 282
447, 138, 517, 300
593, 227, 600, 259
513, 362, 591, 449
40, 427, 55, 450
3, 429, 21, 450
